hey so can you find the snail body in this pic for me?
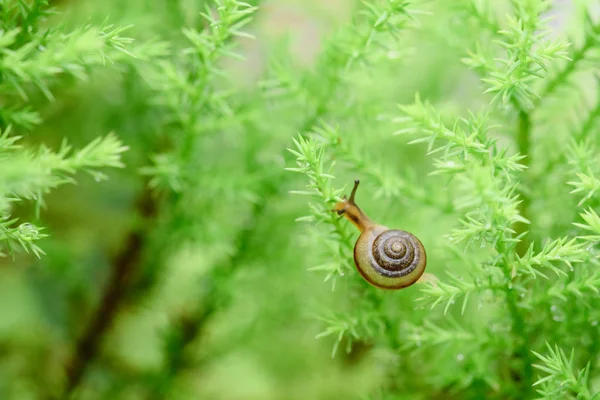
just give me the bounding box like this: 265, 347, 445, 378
334, 180, 427, 290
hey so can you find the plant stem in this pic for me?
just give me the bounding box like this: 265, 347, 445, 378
506, 104, 534, 393
498, 238, 533, 396
515, 109, 531, 258
505, 279, 533, 390
578, 100, 600, 141
62, 188, 157, 398
536, 30, 597, 107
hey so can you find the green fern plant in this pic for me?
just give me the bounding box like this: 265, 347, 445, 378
0, 0, 158, 258
288, 0, 600, 398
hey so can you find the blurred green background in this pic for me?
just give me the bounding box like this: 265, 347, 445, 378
1, 0, 596, 399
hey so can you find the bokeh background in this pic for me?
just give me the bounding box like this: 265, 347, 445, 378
1, 0, 598, 399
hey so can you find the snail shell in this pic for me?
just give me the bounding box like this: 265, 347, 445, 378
354, 226, 427, 289
335, 180, 427, 290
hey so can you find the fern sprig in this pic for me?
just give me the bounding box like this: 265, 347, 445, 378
546, 269, 600, 303
573, 208, 600, 242
311, 121, 406, 199
0, 132, 128, 204
516, 237, 589, 279
0, 220, 47, 258
287, 134, 354, 288
472, 0, 570, 110
532, 343, 595, 399
395, 95, 489, 160
0, 23, 161, 102
567, 169, 600, 207
539, 7, 600, 103
418, 271, 504, 315
314, 307, 385, 358
401, 318, 484, 351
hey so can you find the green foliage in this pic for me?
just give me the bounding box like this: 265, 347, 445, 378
288, 0, 600, 399
478, 0, 570, 109
287, 133, 353, 287
0, 127, 127, 256
2, 0, 600, 399
0, 0, 149, 260
532, 343, 594, 399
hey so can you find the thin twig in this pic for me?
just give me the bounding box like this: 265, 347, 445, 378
62, 188, 157, 398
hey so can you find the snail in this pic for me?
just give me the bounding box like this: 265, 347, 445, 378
334, 180, 429, 290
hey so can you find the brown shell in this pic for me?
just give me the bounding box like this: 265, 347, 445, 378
353, 225, 427, 290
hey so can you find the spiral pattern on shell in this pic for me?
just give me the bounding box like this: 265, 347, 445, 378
370, 230, 422, 277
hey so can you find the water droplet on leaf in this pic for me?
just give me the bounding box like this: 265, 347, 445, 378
18, 223, 40, 240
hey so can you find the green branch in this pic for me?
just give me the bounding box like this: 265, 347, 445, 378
537, 8, 600, 105
515, 109, 531, 257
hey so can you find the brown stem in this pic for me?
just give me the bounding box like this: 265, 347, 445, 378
62, 188, 157, 397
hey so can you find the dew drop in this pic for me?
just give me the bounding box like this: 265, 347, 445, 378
387, 50, 400, 59
550, 305, 565, 322
457, 353, 464, 361
18, 223, 39, 240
